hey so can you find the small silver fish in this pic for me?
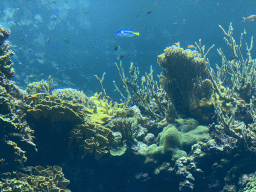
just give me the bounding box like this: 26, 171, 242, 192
20, 166, 34, 172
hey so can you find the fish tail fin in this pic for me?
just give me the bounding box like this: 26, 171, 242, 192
133, 32, 140, 36
241, 17, 245, 24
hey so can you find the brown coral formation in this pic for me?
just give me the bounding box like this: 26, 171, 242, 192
157, 46, 214, 123
25, 93, 84, 125
24, 89, 131, 161
23, 93, 84, 164
70, 123, 114, 160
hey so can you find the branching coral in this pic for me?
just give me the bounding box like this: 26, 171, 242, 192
113, 62, 171, 121
203, 23, 256, 141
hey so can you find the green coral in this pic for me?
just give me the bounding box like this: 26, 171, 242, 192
143, 118, 210, 162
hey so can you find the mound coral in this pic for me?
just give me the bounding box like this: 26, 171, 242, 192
157, 45, 214, 123
24, 88, 132, 160
25, 80, 49, 95
143, 118, 210, 163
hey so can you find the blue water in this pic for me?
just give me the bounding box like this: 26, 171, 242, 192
0, 0, 255, 99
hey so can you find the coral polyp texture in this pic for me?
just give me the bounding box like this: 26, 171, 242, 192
0, 165, 71, 192
23, 87, 132, 161
157, 45, 214, 123
0, 26, 15, 82
142, 118, 209, 163
25, 80, 49, 95
0, 25, 35, 173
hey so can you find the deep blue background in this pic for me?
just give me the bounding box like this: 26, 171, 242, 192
0, 0, 255, 100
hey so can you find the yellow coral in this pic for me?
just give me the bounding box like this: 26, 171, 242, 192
24, 89, 130, 160
86, 93, 128, 125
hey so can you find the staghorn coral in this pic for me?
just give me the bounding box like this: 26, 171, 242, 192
0, 165, 71, 192
207, 23, 256, 141
113, 62, 170, 121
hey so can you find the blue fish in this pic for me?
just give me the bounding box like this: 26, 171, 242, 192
117, 29, 140, 37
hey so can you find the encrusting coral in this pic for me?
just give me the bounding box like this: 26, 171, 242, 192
142, 118, 210, 163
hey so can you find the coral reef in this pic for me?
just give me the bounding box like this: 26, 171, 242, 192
25, 93, 84, 125
0, 26, 15, 90
0, 25, 35, 172
25, 79, 49, 95
52, 88, 89, 105
113, 63, 170, 121
0, 165, 70, 191
157, 44, 214, 123
142, 118, 210, 163
107, 117, 140, 156
86, 92, 130, 125
23, 87, 135, 161
207, 23, 256, 140
4, 20, 256, 192
70, 123, 114, 160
